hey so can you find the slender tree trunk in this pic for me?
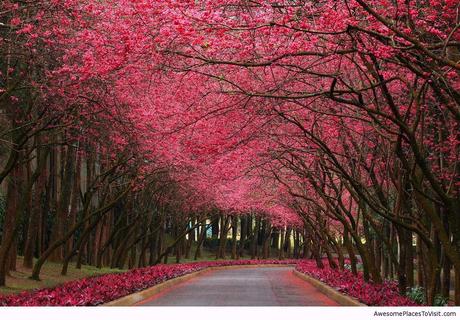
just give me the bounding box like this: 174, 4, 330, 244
343, 228, 358, 275
0, 163, 22, 286
238, 216, 247, 258
157, 222, 165, 263
194, 222, 208, 260
262, 221, 271, 259
32, 186, 130, 280
23, 143, 47, 269
148, 222, 159, 265
9, 239, 17, 271
216, 215, 230, 259
48, 144, 61, 262
284, 227, 291, 258
279, 227, 285, 260
406, 231, 415, 289
250, 216, 260, 259
302, 230, 310, 259
231, 216, 238, 260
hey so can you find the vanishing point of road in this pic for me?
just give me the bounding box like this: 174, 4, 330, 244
137, 267, 339, 306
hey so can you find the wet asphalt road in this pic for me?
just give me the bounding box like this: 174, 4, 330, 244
138, 267, 339, 306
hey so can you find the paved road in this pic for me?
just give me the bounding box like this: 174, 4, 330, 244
138, 267, 339, 306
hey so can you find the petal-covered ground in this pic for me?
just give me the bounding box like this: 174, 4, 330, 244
0, 259, 419, 306
0, 260, 296, 306
295, 261, 420, 306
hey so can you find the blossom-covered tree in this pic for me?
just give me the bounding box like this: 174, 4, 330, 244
0, 0, 458, 305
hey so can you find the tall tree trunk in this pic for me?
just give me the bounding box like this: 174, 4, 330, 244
262, 221, 271, 259
231, 216, 238, 259
194, 219, 212, 260
284, 227, 291, 258
216, 215, 230, 259
148, 220, 159, 265
0, 163, 23, 286
48, 143, 61, 262
250, 216, 260, 259
343, 228, 358, 275
238, 216, 247, 258
278, 227, 285, 260
23, 144, 47, 269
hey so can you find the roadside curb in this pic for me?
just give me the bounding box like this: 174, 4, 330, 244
104, 264, 295, 306
292, 270, 366, 306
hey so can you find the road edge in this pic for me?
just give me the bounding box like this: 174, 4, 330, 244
292, 270, 366, 306
104, 264, 295, 306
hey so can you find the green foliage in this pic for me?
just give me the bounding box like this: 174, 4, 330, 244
406, 286, 425, 304
434, 294, 449, 306
406, 286, 449, 306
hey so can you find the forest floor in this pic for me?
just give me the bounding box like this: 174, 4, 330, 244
0, 248, 222, 296
0, 257, 123, 296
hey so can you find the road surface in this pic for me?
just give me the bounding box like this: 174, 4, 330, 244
138, 266, 339, 306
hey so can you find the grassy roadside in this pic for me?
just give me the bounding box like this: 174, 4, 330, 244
0, 257, 123, 296
1, 244, 280, 297
0, 249, 218, 296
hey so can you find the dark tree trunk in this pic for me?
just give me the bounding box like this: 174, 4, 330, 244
262, 221, 271, 259
0, 164, 23, 286
284, 227, 291, 258
343, 228, 358, 275
238, 216, 247, 258
250, 216, 260, 259
216, 216, 230, 259
148, 223, 159, 265
211, 216, 219, 238
194, 220, 209, 260
278, 227, 285, 260
231, 216, 238, 259
23, 144, 47, 269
